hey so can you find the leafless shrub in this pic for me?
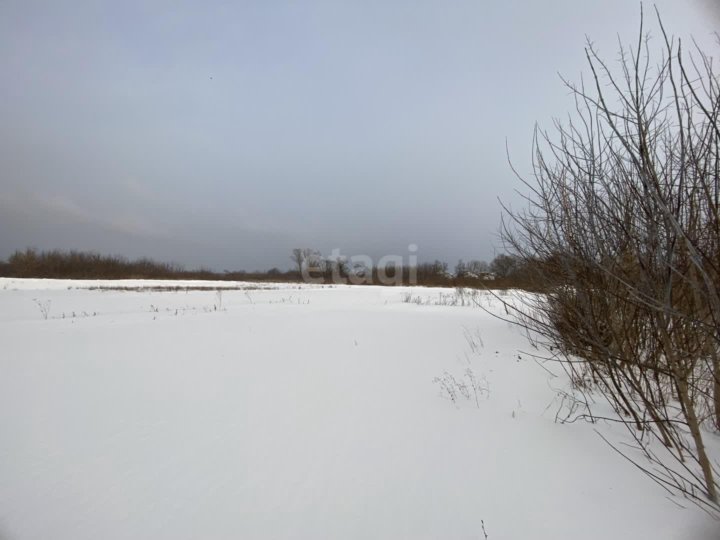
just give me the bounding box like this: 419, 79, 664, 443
32, 298, 51, 320
402, 288, 484, 307
434, 368, 489, 408
499, 8, 720, 512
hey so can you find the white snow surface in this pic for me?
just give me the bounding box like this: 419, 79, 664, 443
0, 278, 716, 539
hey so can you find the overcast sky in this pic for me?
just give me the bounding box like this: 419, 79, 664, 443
1, 1, 717, 271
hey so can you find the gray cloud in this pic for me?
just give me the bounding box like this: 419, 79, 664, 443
696, 0, 720, 26
0, 1, 715, 270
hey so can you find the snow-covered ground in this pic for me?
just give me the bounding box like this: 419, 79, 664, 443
0, 278, 716, 539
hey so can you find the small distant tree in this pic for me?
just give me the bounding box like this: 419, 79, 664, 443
290, 248, 318, 275
433, 260, 449, 275
489, 254, 517, 278
466, 260, 489, 274
296, 249, 326, 283
415, 260, 450, 284
290, 248, 304, 274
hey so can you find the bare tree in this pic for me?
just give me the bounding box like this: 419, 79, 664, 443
467, 260, 490, 274
290, 248, 305, 275
291, 248, 321, 280
489, 254, 518, 278
499, 8, 720, 513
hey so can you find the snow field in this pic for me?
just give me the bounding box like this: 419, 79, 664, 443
0, 279, 715, 539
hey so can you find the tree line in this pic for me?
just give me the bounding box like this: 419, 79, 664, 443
0, 249, 293, 282
288, 247, 529, 286
0, 247, 531, 288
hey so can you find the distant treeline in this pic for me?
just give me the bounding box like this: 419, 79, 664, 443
0, 249, 295, 282
0, 249, 537, 289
